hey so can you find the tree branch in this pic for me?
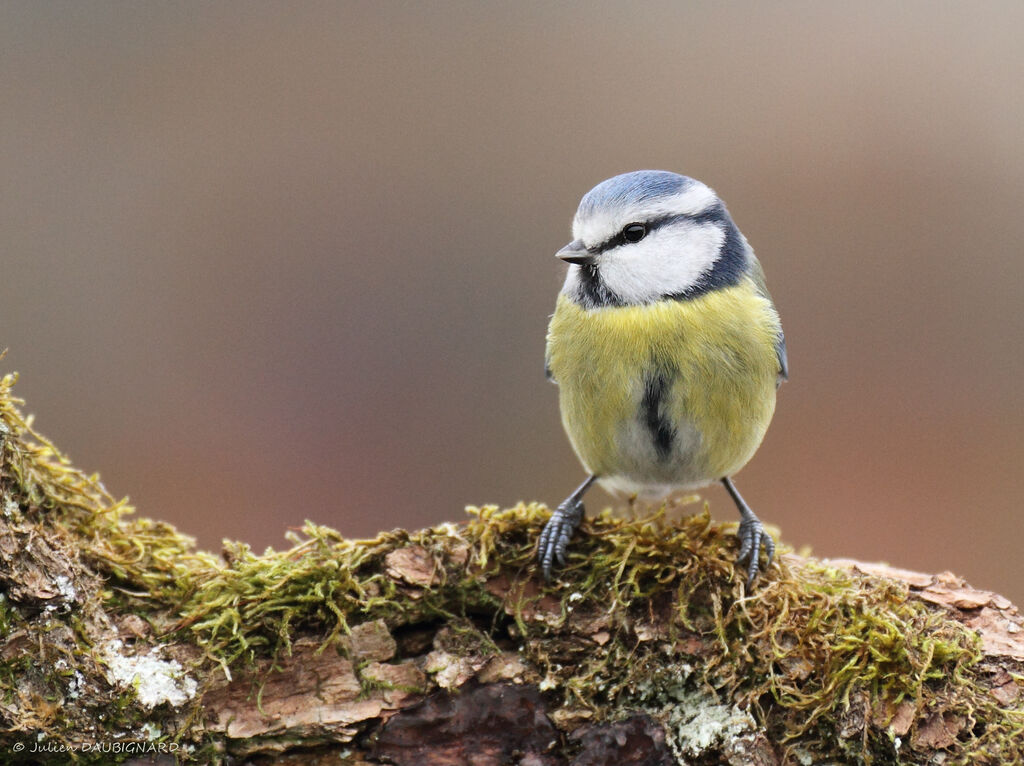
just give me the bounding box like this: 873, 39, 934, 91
0, 372, 1021, 765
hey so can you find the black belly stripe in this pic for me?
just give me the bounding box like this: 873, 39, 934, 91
642, 369, 676, 460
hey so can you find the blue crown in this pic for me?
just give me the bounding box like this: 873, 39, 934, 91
577, 170, 695, 217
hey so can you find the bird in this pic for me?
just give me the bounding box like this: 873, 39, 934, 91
538, 170, 787, 587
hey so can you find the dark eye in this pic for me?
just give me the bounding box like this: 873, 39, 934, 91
622, 223, 647, 243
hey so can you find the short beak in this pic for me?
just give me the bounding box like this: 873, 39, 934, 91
555, 239, 596, 266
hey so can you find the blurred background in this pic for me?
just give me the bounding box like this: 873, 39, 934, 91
2, 3, 1022, 604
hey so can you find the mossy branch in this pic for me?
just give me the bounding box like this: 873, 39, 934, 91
0, 370, 1022, 765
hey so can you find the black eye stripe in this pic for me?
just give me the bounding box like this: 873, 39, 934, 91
587, 205, 726, 255
568, 209, 748, 309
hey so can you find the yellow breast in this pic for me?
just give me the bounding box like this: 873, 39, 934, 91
546, 278, 781, 496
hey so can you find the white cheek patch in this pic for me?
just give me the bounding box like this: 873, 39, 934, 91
597, 222, 726, 303
573, 183, 719, 248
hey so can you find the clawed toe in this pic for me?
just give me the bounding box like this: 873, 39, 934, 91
721, 478, 775, 588
737, 516, 775, 587
538, 499, 585, 580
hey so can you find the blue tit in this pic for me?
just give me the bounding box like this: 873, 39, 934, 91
538, 170, 788, 586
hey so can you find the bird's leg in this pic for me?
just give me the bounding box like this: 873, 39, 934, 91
538, 475, 598, 580
626, 492, 640, 518
721, 476, 776, 587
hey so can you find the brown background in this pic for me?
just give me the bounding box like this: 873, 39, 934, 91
2, 3, 1022, 604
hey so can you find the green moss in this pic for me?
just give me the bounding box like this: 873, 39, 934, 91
1, 370, 1022, 764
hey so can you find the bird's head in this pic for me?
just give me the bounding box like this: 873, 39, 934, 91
558, 170, 751, 307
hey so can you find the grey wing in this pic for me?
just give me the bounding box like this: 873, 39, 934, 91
748, 254, 789, 385
775, 333, 789, 385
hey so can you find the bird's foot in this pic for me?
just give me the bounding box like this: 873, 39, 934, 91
538, 497, 585, 581
736, 512, 775, 588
